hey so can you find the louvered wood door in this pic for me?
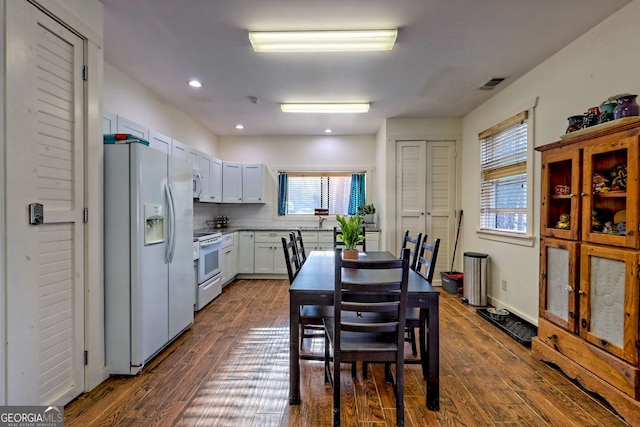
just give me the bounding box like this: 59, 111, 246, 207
5, 1, 85, 405
396, 141, 426, 254
425, 141, 457, 282
396, 140, 456, 285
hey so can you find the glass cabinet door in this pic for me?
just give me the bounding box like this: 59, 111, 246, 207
581, 135, 639, 249
540, 238, 579, 332
541, 148, 581, 240
579, 244, 639, 364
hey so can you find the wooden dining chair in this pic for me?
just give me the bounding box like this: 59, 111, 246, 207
324, 248, 410, 427
290, 229, 307, 266
400, 230, 422, 355
283, 234, 330, 358
401, 230, 422, 273
282, 235, 301, 283
405, 237, 440, 378
333, 226, 366, 252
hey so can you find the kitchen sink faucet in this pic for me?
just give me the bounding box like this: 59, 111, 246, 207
318, 216, 326, 228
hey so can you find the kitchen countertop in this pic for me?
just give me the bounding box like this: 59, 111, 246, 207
194, 225, 380, 235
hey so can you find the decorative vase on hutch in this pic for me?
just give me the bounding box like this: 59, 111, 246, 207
613, 94, 639, 119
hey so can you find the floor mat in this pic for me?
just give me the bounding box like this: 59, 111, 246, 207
476, 308, 538, 347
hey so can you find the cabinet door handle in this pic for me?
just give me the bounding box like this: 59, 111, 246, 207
581, 192, 588, 197
578, 290, 586, 295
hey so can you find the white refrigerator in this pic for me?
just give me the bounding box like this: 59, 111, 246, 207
104, 141, 194, 375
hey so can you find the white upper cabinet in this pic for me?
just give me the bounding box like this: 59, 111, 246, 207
103, 111, 117, 134
242, 163, 266, 203
210, 157, 223, 203
223, 161, 243, 203
198, 153, 213, 202
116, 116, 149, 141
171, 139, 189, 162
148, 130, 171, 155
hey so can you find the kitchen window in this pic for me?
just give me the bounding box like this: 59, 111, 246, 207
278, 171, 365, 216
479, 110, 532, 238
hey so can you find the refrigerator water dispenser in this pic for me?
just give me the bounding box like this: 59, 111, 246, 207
144, 203, 165, 245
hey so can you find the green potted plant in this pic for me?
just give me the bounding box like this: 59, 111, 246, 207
336, 215, 365, 259
358, 203, 376, 224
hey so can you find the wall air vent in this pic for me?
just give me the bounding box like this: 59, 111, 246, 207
479, 77, 507, 90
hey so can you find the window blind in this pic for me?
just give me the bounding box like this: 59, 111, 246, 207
479, 112, 528, 233
284, 172, 357, 215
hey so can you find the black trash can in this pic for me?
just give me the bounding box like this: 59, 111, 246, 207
462, 252, 489, 306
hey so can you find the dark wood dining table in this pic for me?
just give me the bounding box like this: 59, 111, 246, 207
289, 250, 440, 410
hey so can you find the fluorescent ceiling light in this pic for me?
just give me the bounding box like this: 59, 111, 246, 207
249, 29, 397, 52
281, 103, 370, 113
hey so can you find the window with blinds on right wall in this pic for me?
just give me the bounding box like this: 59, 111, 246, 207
479, 111, 530, 236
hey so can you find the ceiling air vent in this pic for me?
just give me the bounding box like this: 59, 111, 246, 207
479, 77, 507, 91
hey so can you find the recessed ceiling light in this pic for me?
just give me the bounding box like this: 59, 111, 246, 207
188, 80, 202, 88
249, 29, 397, 52
281, 103, 370, 113
324, 128, 333, 133
235, 124, 244, 130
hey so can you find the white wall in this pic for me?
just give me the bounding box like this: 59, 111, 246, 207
460, 0, 640, 324
104, 63, 219, 156
375, 121, 388, 248
217, 134, 375, 165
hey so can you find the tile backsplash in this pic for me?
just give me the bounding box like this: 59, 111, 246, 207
193, 201, 339, 231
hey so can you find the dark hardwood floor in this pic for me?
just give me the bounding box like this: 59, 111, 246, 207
65, 279, 629, 426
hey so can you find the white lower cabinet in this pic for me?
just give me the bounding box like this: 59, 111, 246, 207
303, 230, 379, 251
366, 230, 380, 251
238, 232, 255, 274
238, 229, 381, 278
300, 231, 333, 251
220, 233, 237, 286
254, 231, 290, 274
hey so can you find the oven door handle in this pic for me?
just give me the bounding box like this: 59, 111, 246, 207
199, 240, 220, 248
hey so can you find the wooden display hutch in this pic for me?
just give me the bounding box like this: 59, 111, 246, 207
533, 117, 640, 424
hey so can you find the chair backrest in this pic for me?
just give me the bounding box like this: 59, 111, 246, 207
282, 236, 301, 284
415, 237, 441, 283
333, 248, 410, 352
400, 230, 423, 271
290, 229, 306, 266
333, 226, 367, 252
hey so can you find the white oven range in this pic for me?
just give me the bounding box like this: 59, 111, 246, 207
194, 231, 222, 310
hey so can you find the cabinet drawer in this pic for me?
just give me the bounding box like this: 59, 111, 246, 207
221, 233, 234, 249
301, 231, 318, 243
318, 231, 334, 243
255, 231, 292, 243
